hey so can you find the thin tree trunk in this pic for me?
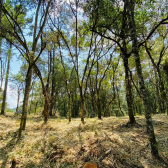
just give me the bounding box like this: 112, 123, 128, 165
116, 86, 124, 116
34, 102, 38, 115
145, 43, 167, 113
33, 63, 50, 123
123, 57, 136, 124
0, 39, 3, 88
126, 0, 159, 157
81, 98, 84, 124
157, 69, 168, 114
1, 43, 12, 115
68, 95, 71, 122
103, 96, 115, 117
18, 64, 33, 138
97, 90, 101, 119
44, 95, 49, 123
15, 89, 20, 115
49, 49, 55, 116
154, 70, 163, 113
79, 86, 85, 124
29, 82, 34, 115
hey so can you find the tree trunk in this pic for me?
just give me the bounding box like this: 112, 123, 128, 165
157, 68, 168, 114
126, 0, 159, 157
116, 86, 124, 116
154, 70, 163, 113
0, 39, 3, 88
34, 102, 38, 114
29, 82, 34, 115
79, 84, 85, 123
18, 64, 33, 138
145, 44, 167, 114
33, 63, 50, 123
49, 49, 55, 116
68, 95, 71, 122
81, 98, 84, 124
97, 90, 101, 119
44, 95, 49, 123
1, 43, 12, 115
15, 89, 20, 115
123, 57, 136, 124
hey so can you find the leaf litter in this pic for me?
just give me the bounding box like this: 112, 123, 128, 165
0, 113, 168, 167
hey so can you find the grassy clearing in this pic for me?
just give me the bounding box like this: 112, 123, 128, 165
0, 113, 168, 168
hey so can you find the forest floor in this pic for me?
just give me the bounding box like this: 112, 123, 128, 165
0, 113, 168, 168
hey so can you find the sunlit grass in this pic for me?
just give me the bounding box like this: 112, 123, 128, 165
0, 112, 168, 167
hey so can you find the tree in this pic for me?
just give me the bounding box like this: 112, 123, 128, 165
0, 0, 3, 88
84, 0, 136, 124
1, 42, 12, 115
84, 0, 168, 156
126, 0, 159, 157
10, 72, 24, 115
0, 0, 51, 138
144, 31, 168, 114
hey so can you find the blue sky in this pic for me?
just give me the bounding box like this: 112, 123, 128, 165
7, 55, 23, 109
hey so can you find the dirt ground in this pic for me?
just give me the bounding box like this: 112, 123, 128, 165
0, 113, 168, 168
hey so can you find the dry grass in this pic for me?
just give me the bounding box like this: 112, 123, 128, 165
0, 113, 168, 168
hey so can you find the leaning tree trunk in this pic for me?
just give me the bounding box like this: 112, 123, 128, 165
126, 0, 159, 157
33, 63, 50, 123
18, 64, 33, 138
1, 43, 12, 115
123, 57, 136, 124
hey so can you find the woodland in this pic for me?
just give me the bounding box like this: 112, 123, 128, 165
0, 0, 168, 167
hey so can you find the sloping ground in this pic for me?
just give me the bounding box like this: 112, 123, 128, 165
0, 113, 168, 168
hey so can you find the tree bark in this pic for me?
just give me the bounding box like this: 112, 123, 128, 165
116, 86, 124, 116
34, 102, 38, 114
157, 69, 168, 114
1, 43, 12, 115
15, 89, 20, 115
68, 95, 71, 122
123, 57, 136, 124
79, 86, 85, 124
44, 95, 49, 123
49, 49, 55, 116
0, 39, 3, 88
126, 0, 159, 157
154, 70, 163, 113
18, 64, 33, 138
33, 63, 50, 123
81, 98, 84, 124
97, 90, 101, 119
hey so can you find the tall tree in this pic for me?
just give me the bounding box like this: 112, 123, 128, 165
0, 0, 51, 137
1, 42, 12, 115
84, 0, 136, 124
126, 0, 159, 157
